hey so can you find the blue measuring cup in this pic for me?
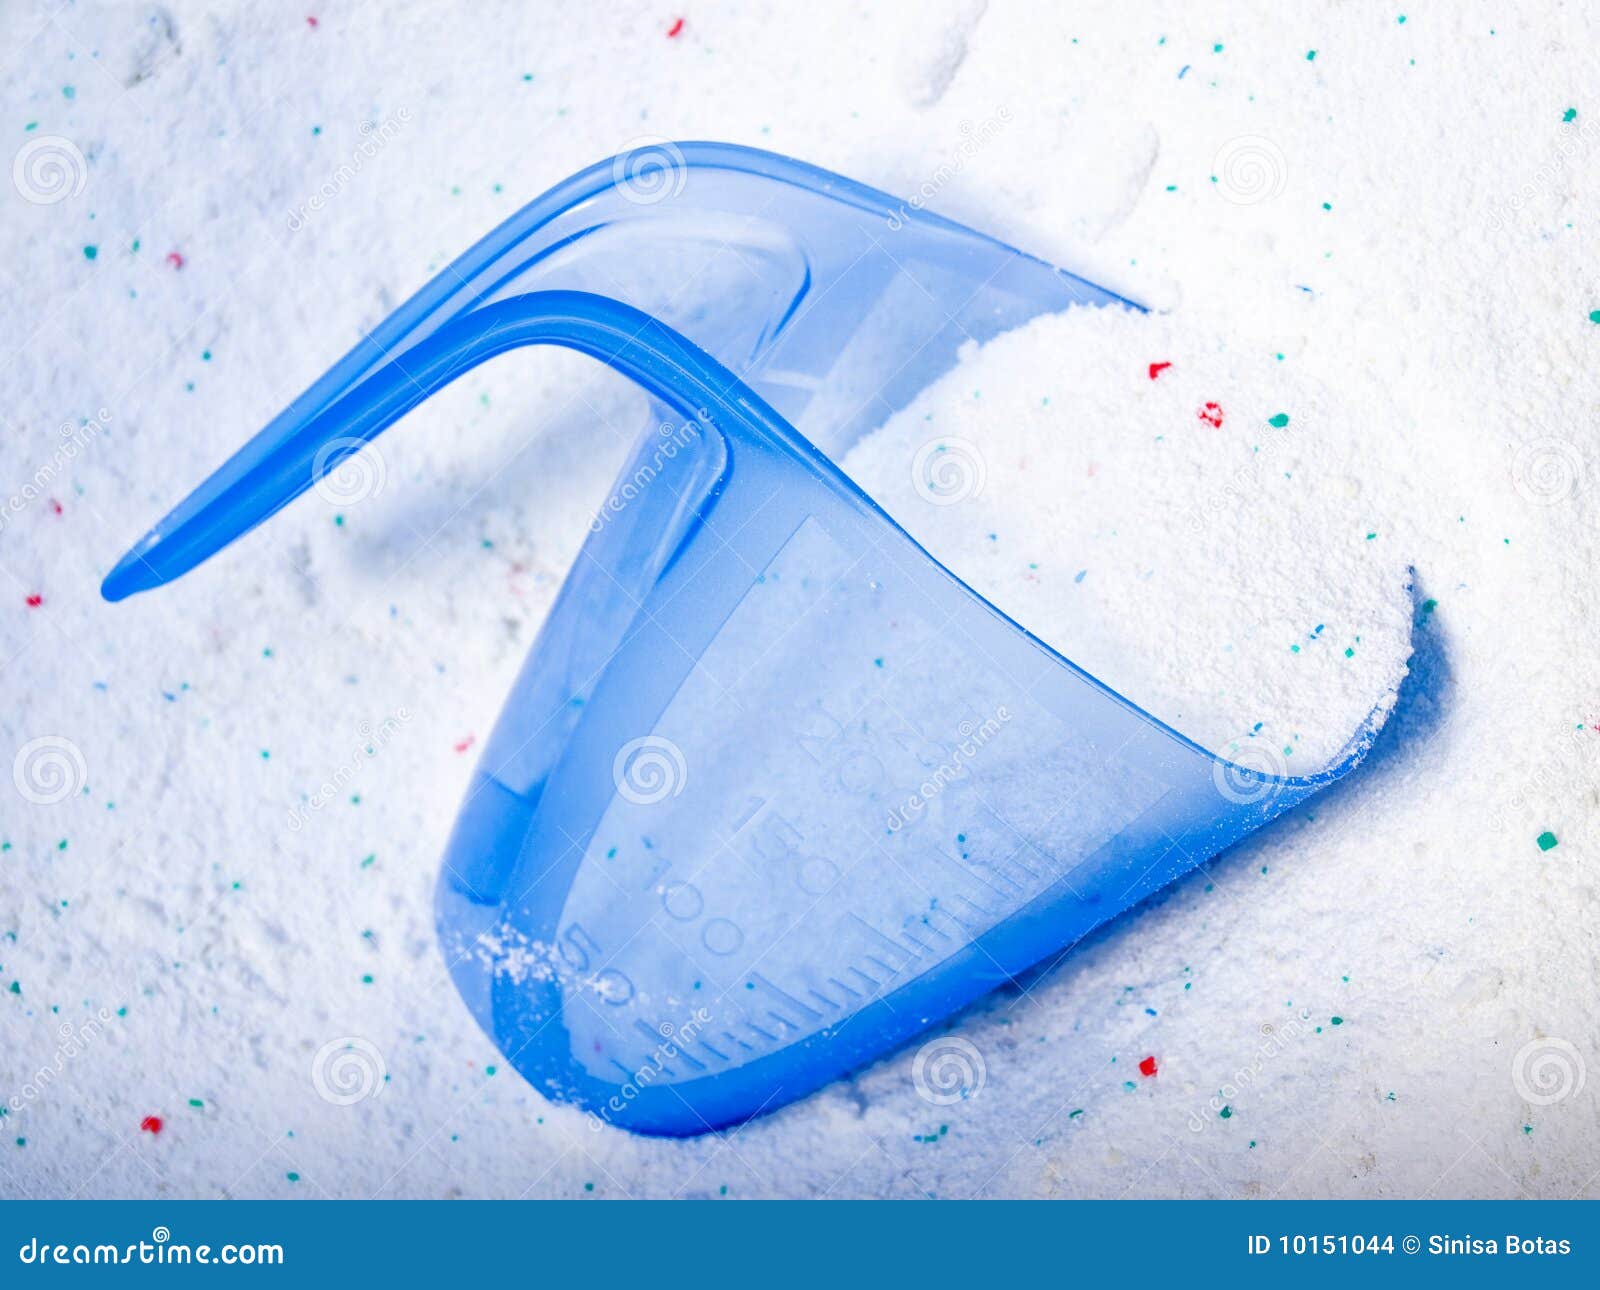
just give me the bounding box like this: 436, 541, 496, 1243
103, 142, 1399, 1136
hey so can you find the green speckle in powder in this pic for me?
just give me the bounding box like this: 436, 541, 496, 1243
1268, 413, 1290, 428
1589, 310, 1600, 325
1564, 108, 1578, 123
82, 245, 97, 260
1219, 1105, 1232, 1119
1306, 50, 1316, 60
188, 1098, 204, 1109
1331, 1015, 1344, 1026
1536, 831, 1558, 852
286, 1171, 299, 1182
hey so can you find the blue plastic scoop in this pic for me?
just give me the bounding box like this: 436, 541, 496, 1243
103, 142, 1399, 1136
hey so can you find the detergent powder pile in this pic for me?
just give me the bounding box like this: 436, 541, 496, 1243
7, 0, 1600, 1204
840, 306, 1413, 770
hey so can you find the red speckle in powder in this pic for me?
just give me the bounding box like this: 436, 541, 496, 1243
24, 594, 43, 608
1086, 462, 1098, 478
49, 499, 63, 515
666, 16, 685, 37
1197, 401, 1224, 429
165, 251, 185, 270
306, 15, 319, 28
140, 1116, 163, 1134
453, 735, 476, 754
1148, 361, 1172, 380
1139, 1055, 1159, 1078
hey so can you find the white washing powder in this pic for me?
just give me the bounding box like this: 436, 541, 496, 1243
4, 1, 1598, 1202
841, 305, 1414, 770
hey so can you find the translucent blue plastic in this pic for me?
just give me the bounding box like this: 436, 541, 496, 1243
103, 143, 1397, 1136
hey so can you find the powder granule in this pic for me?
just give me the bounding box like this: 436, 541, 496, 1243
841, 305, 1412, 770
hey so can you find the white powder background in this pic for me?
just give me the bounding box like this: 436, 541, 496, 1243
840, 305, 1415, 770
1, 0, 1597, 1200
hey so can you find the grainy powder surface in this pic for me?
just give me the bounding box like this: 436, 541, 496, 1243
1, 1, 1597, 1199
841, 305, 1414, 769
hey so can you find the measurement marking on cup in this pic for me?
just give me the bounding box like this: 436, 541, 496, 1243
851, 916, 922, 967
635, 1019, 706, 1070
748, 972, 823, 1022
